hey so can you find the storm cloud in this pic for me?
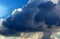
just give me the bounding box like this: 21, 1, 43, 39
0, 0, 60, 36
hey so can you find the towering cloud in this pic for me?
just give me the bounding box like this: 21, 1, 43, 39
0, 0, 60, 39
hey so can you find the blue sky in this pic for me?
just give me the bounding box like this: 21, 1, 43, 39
0, 0, 28, 18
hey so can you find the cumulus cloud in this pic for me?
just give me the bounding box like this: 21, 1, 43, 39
0, 0, 60, 38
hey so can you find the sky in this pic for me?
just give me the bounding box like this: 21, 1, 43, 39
0, 0, 28, 18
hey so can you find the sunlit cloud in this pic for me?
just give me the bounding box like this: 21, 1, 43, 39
51, 0, 59, 4
12, 8, 22, 15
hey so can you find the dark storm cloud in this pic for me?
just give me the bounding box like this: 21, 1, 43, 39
0, 0, 60, 36
34, 1, 56, 23
34, 1, 59, 29
0, 28, 20, 37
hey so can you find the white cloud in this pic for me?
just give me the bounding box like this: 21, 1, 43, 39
50, 35, 57, 39
12, 8, 22, 15
51, 0, 59, 4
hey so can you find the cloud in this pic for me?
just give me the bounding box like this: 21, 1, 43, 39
0, 0, 60, 37
34, 1, 56, 23
51, 0, 59, 4
12, 8, 22, 15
